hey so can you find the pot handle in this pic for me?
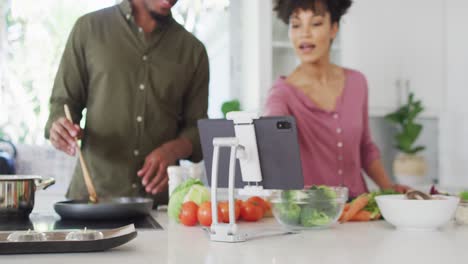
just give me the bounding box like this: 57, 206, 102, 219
36, 177, 56, 190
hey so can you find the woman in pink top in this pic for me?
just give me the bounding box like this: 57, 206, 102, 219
265, 0, 409, 198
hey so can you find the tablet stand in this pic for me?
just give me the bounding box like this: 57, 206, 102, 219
209, 112, 273, 242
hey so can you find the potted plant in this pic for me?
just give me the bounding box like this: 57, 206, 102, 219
384, 93, 427, 186
221, 99, 241, 118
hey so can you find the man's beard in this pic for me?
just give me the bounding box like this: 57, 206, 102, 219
148, 10, 171, 25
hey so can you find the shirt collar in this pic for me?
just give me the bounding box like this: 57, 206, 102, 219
119, 0, 132, 17
119, 0, 174, 29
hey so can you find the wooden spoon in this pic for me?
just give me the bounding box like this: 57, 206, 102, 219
64, 104, 98, 203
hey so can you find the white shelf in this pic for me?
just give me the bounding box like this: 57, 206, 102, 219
272, 41, 341, 51
272, 41, 293, 49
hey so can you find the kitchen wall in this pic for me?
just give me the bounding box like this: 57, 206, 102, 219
0, 1, 7, 93
368, 117, 438, 188
438, 0, 468, 189
15, 144, 76, 196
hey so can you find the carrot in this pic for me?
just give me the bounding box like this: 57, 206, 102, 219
343, 203, 351, 211
338, 203, 351, 222
351, 211, 382, 221
350, 210, 372, 221
341, 194, 370, 222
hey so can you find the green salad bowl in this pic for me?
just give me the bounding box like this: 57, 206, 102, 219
270, 186, 348, 230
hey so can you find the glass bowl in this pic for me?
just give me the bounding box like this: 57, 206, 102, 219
270, 186, 348, 230
65, 228, 104, 241
7, 230, 47, 242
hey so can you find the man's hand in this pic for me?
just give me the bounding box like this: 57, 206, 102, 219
49, 117, 82, 156
137, 145, 178, 195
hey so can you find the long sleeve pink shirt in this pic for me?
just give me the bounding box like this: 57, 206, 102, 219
264, 68, 380, 197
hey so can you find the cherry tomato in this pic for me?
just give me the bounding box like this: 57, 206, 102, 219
197, 202, 222, 227
247, 196, 268, 214
218, 201, 241, 223
179, 201, 199, 226
240, 201, 264, 222
236, 199, 243, 208
263, 200, 273, 217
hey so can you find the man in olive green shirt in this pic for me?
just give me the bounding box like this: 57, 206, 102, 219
45, 0, 209, 204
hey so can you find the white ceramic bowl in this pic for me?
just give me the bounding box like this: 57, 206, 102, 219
375, 194, 459, 231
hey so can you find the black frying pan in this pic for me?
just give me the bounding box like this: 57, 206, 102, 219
54, 197, 154, 220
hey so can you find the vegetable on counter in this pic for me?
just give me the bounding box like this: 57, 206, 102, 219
247, 196, 272, 217
300, 207, 330, 226
274, 185, 342, 228
340, 194, 370, 222
274, 203, 301, 225
179, 201, 199, 226
168, 178, 210, 222
177, 195, 271, 226
340, 189, 399, 222
218, 200, 241, 223
240, 200, 264, 222
429, 185, 451, 196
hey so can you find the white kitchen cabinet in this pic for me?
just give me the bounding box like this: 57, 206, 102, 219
439, 0, 468, 188
340, 0, 444, 117
0, 1, 8, 93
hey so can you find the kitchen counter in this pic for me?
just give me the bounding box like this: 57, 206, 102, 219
2, 193, 467, 264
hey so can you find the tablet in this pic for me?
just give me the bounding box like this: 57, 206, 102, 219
197, 116, 304, 190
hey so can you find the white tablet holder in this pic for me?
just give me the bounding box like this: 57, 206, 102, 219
209, 112, 273, 242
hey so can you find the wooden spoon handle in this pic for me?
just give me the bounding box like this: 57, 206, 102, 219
64, 104, 98, 203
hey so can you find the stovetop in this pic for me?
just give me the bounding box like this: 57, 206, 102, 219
0, 213, 162, 231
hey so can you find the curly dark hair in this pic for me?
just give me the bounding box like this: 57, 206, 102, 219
274, 0, 352, 25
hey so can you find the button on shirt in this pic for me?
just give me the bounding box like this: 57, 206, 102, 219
264, 69, 381, 198
45, 0, 209, 200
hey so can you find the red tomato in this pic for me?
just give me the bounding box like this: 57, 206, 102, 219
247, 196, 268, 214
240, 201, 264, 222
236, 199, 243, 208
218, 201, 241, 223
263, 200, 273, 217
197, 202, 222, 227
179, 201, 199, 226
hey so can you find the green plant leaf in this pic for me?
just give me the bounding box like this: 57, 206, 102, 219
395, 134, 412, 153
384, 112, 402, 124
408, 101, 423, 121
221, 99, 241, 118
408, 92, 414, 105
405, 122, 422, 140
385, 92, 425, 154
408, 146, 426, 154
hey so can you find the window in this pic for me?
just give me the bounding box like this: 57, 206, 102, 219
0, 0, 118, 144
173, 0, 231, 119
0, 0, 231, 144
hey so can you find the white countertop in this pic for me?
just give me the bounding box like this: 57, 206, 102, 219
2, 193, 467, 264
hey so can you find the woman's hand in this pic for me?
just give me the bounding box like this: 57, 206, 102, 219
390, 184, 411, 194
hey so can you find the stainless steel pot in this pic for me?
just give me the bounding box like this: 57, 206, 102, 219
0, 175, 55, 217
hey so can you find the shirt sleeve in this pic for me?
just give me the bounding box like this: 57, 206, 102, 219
178, 46, 209, 162
263, 86, 291, 116
44, 16, 88, 139
360, 76, 381, 172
